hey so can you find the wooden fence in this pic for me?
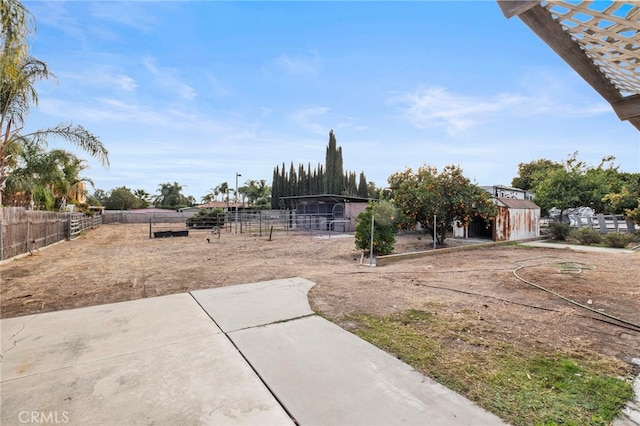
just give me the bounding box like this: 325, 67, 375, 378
0, 207, 102, 261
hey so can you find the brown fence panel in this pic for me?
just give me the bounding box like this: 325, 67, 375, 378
0, 207, 102, 261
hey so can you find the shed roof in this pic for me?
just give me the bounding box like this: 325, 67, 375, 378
498, 1, 640, 130
497, 198, 540, 209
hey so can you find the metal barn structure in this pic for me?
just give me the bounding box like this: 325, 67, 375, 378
492, 198, 541, 242
454, 198, 541, 242
280, 195, 371, 232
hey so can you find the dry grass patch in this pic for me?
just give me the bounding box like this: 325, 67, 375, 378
345, 309, 634, 426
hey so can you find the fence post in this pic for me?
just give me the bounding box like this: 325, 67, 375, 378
626, 218, 637, 234
596, 214, 607, 234
0, 214, 3, 261
27, 217, 33, 253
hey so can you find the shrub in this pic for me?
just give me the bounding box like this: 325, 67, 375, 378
602, 233, 635, 248
186, 208, 225, 228
355, 202, 397, 255
570, 227, 602, 245
548, 221, 571, 241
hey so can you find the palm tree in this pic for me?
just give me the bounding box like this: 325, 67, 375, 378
200, 187, 218, 204
252, 179, 271, 207
215, 182, 229, 202
133, 189, 150, 208
241, 180, 258, 205
4, 141, 88, 210
1, 0, 109, 205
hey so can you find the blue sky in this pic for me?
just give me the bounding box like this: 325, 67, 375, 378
23, 1, 639, 201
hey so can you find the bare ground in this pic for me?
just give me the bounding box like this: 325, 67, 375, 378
1, 224, 639, 370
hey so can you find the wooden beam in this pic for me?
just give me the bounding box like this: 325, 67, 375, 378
516, 4, 623, 104
612, 95, 640, 121
629, 117, 640, 132
497, 1, 538, 19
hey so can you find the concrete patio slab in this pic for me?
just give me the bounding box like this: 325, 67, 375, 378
2, 278, 507, 425
1, 294, 293, 425
1, 293, 219, 380
229, 315, 505, 426
192, 277, 315, 332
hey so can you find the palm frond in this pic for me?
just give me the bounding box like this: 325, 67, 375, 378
27, 123, 109, 167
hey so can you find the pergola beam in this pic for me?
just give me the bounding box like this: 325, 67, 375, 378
612, 95, 640, 121
498, 1, 640, 131
511, 3, 623, 103
497, 1, 538, 19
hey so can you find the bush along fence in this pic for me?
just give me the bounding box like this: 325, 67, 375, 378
0, 207, 102, 261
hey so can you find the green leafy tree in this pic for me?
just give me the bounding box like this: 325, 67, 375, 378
85, 192, 102, 206
92, 188, 107, 205
601, 172, 640, 215
0, 0, 109, 205
389, 164, 497, 246
153, 181, 191, 209
532, 153, 628, 214
511, 159, 563, 191
355, 200, 397, 255
104, 186, 138, 210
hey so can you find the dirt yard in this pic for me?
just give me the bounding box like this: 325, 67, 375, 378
1, 223, 639, 370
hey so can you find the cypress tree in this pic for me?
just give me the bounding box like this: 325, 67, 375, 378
280, 162, 287, 201
347, 171, 357, 196
270, 129, 370, 202
357, 172, 368, 198
324, 130, 344, 194
289, 162, 297, 198
271, 165, 279, 208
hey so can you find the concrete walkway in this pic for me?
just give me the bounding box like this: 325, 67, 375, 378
520, 240, 637, 254
2, 278, 504, 425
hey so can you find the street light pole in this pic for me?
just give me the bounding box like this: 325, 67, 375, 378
235, 172, 241, 234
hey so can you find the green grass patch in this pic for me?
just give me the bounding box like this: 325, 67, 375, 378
347, 310, 633, 426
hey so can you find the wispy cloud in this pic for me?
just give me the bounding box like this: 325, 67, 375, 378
267, 52, 322, 75
143, 57, 197, 101
37, 94, 256, 146
288, 106, 330, 134
389, 86, 524, 135
62, 67, 137, 92
88, 2, 158, 32
390, 80, 611, 135
29, 2, 86, 41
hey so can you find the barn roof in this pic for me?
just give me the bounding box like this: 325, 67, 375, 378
498, 1, 640, 130
497, 198, 540, 209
